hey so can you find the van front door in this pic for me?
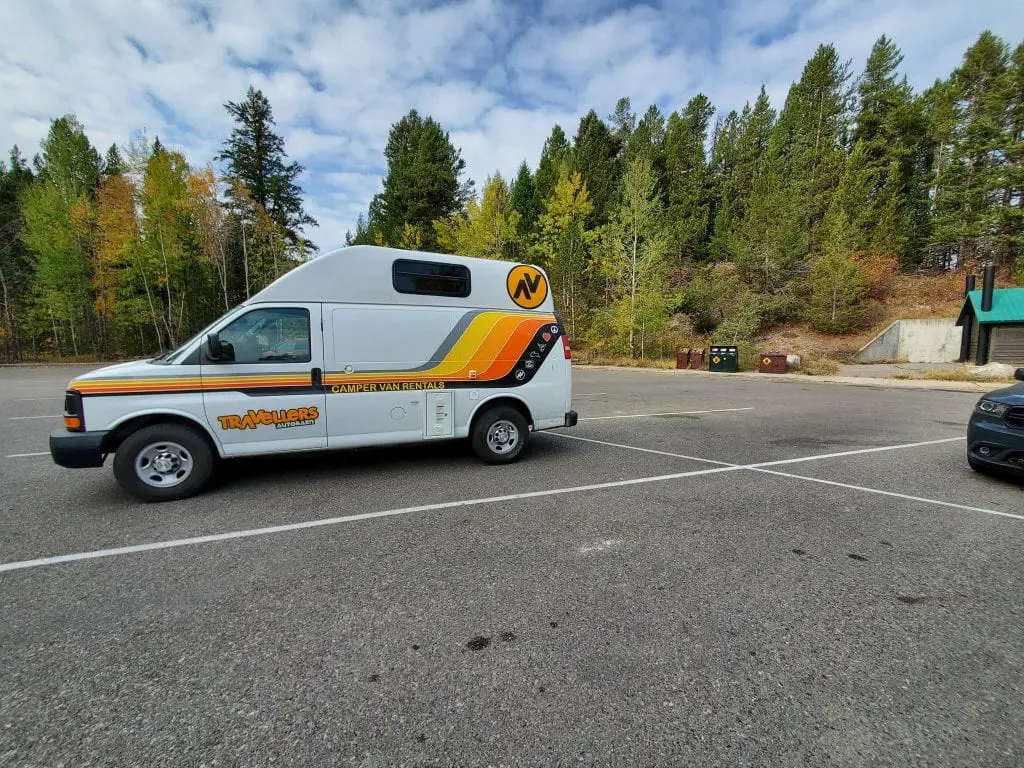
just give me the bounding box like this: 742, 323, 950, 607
201, 304, 327, 456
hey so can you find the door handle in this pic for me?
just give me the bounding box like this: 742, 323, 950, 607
311, 367, 323, 388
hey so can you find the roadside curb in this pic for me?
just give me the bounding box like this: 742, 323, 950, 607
574, 365, 996, 394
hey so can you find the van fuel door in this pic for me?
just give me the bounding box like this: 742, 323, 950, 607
424, 391, 454, 438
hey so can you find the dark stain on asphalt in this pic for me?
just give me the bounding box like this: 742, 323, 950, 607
792, 549, 806, 556
880, 540, 893, 547
848, 553, 868, 562
897, 595, 931, 605
416, 734, 427, 743
411, 644, 420, 650
550, 621, 558, 628
500, 631, 516, 642
368, 674, 380, 682
466, 636, 491, 651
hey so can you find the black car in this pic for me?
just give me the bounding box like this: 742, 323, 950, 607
967, 367, 1024, 475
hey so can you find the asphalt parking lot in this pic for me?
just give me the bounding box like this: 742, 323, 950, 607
1, 364, 1023, 767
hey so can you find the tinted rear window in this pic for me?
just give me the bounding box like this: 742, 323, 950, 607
392, 259, 471, 298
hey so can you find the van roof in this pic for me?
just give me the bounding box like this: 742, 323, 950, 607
248, 245, 555, 313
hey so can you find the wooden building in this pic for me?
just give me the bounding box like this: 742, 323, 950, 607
956, 287, 1024, 366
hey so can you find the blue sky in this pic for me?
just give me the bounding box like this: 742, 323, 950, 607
2, 0, 1022, 251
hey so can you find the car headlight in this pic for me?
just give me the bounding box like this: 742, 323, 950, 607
976, 399, 1010, 417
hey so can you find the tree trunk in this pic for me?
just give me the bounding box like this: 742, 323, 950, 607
50, 308, 62, 359
0, 262, 18, 363
219, 240, 230, 311
241, 222, 251, 298
158, 225, 176, 347
134, 249, 164, 351
68, 312, 79, 357
629, 239, 637, 357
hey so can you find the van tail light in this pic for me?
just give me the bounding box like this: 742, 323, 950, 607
561, 335, 572, 360
63, 389, 85, 432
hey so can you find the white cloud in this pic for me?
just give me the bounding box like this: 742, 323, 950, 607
1, 0, 1022, 248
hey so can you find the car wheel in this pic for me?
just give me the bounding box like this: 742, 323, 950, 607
471, 406, 529, 464
113, 423, 215, 502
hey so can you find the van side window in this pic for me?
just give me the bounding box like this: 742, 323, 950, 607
217, 307, 311, 364
393, 259, 471, 298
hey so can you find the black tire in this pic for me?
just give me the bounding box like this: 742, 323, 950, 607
471, 406, 529, 464
113, 423, 215, 502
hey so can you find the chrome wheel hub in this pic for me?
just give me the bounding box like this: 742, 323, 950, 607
486, 420, 519, 455
135, 441, 193, 488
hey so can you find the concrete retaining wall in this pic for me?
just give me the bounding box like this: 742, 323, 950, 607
854, 319, 962, 363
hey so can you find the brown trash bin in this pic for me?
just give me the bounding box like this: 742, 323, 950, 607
688, 348, 704, 369
676, 348, 690, 369
759, 352, 787, 374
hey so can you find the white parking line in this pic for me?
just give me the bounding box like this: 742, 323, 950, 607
573, 392, 607, 397
12, 397, 64, 402
750, 468, 1024, 522
5, 452, 49, 458
0, 434, 1004, 574
0, 464, 743, 573
9, 415, 61, 420
745, 437, 964, 467
549, 433, 1011, 520
581, 407, 754, 421
552, 433, 735, 466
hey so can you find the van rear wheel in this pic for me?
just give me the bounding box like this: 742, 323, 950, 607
113, 423, 215, 502
471, 406, 529, 464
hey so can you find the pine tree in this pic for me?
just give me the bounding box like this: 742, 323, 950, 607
998, 42, 1024, 277
930, 32, 1011, 268
571, 110, 620, 222
771, 45, 853, 253
707, 110, 740, 260
608, 97, 636, 151
0, 147, 35, 361
805, 203, 868, 333
509, 161, 538, 238
434, 173, 521, 260
664, 94, 714, 261
626, 104, 667, 182
366, 109, 472, 250
533, 125, 570, 216
853, 36, 930, 264
104, 144, 126, 177
21, 116, 102, 356
218, 86, 317, 252
599, 155, 671, 355
731, 87, 775, 221
534, 170, 599, 340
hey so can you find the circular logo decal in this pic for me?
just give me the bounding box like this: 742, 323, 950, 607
507, 265, 548, 309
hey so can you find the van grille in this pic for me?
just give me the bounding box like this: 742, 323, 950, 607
1005, 406, 1024, 430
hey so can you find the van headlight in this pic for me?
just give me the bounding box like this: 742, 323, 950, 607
976, 400, 1009, 417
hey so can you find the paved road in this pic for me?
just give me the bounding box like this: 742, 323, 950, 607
1, 365, 1022, 766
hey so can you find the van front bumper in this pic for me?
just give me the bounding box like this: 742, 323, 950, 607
50, 429, 107, 468
565, 410, 578, 427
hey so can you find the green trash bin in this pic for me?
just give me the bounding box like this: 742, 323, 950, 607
708, 345, 738, 373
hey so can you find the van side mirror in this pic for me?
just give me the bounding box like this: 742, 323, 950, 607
1016, 368, 1024, 382
206, 333, 234, 362
206, 333, 222, 361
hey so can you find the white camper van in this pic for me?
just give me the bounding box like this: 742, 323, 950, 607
50, 246, 577, 501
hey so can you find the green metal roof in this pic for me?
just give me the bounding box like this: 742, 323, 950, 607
957, 288, 1024, 325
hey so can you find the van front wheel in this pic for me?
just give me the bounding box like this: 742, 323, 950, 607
471, 406, 529, 464
113, 423, 215, 502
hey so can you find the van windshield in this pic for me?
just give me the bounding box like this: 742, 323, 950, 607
150, 311, 239, 365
